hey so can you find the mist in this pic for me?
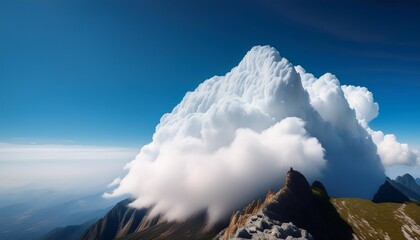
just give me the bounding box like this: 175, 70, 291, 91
0, 143, 137, 194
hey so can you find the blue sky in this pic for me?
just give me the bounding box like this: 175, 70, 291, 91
1, 0, 419, 150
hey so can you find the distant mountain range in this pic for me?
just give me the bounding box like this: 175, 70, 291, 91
388, 174, 420, 201
372, 181, 410, 203
371, 173, 420, 204
47, 169, 418, 240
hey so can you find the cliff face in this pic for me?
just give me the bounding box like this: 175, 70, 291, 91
220, 168, 353, 240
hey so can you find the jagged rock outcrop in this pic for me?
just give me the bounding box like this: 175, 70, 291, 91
372, 181, 410, 203
218, 214, 312, 240
219, 168, 353, 240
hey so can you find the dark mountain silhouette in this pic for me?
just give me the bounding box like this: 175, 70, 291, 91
392, 174, 420, 200
372, 181, 410, 203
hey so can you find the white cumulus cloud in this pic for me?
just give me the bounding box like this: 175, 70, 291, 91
341, 85, 418, 166
341, 85, 379, 125
107, 46, 398, 224
107, 117, 325, 223
370, 130, 418, 166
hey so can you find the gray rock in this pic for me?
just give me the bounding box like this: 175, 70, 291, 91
248, 226, 257, 234
301, 229, 308, 238
236, 228, 252, 239
226, 210, 312, 240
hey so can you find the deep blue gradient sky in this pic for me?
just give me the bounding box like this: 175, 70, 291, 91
1, 0, 419, 148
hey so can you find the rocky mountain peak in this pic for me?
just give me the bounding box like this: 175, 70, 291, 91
284, 167, 312, 201
396, 174, 420, 191
396, 173, 416, 185
219, 168, 353, 239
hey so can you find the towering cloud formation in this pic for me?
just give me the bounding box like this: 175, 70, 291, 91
107, 46, 417, 224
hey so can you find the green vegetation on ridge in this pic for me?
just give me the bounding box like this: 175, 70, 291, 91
332, 198, 420, 240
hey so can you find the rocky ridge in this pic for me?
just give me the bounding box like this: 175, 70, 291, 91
218, 168, 352, 240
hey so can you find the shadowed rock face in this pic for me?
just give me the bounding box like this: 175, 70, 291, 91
220, 168, 353, 240
387, 174, 420, 201
372, 181, 410, 204
80, 199, 148, 240
396, 174, 418, 188
284, 168, 313, 203
80, 199, 224, 240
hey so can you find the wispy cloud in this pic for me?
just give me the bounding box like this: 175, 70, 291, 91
0, 142, 138, 162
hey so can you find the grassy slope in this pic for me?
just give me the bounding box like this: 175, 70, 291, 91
332, 198, 420, 240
